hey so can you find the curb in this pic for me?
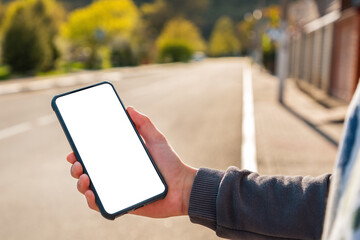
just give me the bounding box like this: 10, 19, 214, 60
0, 70, 124, 96
0, 61, 198, 96
294, 78, 347, 108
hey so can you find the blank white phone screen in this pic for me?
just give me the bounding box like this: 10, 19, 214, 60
55, 83, 165, 214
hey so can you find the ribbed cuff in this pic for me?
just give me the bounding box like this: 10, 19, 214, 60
188, 168, 225, 231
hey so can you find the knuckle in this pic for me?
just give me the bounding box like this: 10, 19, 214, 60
143, 115, 151, 123
157, 132, 166, 141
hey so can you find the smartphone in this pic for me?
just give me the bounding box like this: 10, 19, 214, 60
51, 81, 167, 220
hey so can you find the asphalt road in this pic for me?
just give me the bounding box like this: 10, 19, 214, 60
0, 58, 243, 239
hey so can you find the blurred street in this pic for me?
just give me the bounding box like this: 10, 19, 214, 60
0, 58, 344, 239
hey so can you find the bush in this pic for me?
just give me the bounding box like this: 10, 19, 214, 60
209, 16, 240, 57
158, 42, 193, 63
61, 0, 140, 69
2, 8, 51, 73
0, 66, 11, 80
156, 17, 205, 63
2, 0, 64, 74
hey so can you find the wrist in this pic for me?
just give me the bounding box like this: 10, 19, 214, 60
181, 165, 198, 215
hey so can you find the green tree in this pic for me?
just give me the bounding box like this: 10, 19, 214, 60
61, 0, 140, 69
3, 8, 49, 73
209, 16, 240, 57
0, 1, 4, 27
156, 17, 206, 63
2, 0, 64, 73
140, 0, 209, 39
32, 0, 64, 71
0, 1, 4, 63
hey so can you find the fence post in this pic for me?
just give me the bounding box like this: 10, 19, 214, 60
277, 0, 289, 104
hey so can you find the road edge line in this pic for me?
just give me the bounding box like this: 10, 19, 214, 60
241, 65, 258, 172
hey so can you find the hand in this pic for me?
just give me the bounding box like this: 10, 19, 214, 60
66, 106, 197, 218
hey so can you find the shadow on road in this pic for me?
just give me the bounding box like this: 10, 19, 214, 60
281, 102, 339, 148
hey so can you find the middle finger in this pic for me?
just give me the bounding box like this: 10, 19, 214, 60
71, 161, 83, 179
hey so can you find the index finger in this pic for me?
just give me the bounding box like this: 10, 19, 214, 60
66, 152, 77, 164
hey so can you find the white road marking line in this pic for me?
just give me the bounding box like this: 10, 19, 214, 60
0, 122, 32, 140
241, 65, 258, 172
0, 114, 56, 141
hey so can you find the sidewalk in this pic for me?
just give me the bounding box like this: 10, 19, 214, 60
251, 64, 347, 176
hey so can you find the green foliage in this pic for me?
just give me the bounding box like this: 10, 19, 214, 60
58, 61, 85, 73
56, 0, 279, 40
0, 0, 282, 74
264, 6, 281, 28
32, 0, 64, 71
3, 6, 50, 73
141, 0, 171, 38
157, 18, 205, 51
140, 0, 209, 39
156, 17, 205, 63
0, 2, 4, 63
209, 16, 240, 57
166, 0, 209, 14
158, 41, 192, 63
197, 0, 278, 39
0, 2, 4, 28
68, 61, 84, 70
110, 39, 137, 67
0, 65, 11, 80
2, 0, 64, 73
62, 0, 139, 45
62, 0, 140, 69
262, 33, 275, 73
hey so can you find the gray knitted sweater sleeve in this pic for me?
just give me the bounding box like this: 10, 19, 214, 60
188, 167, 331, 240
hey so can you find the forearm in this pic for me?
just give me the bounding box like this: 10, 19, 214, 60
188, 167, 331, 240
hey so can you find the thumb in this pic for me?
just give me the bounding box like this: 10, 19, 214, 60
127, 107, 165, 144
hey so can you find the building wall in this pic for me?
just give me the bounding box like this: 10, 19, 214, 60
321, 24, 334, 92
330, 8, 360, 102
287, 0, 360, 103
289, 21, 336, 95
